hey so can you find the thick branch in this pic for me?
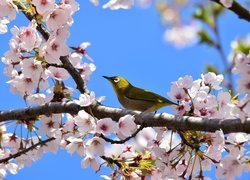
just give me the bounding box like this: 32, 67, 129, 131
14, 1, 87, 94
0, 138, 55, 164
0, 102, 82, 121
211, 0, 250, 22
0, 103, 250, 134
92, 105, 250, 134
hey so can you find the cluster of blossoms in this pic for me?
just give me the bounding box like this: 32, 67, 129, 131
232, 52, 250, 121
167, 72, 235, 119
90, 0, 152, 10
0, 0, 17, 34
1, 0, 95, 104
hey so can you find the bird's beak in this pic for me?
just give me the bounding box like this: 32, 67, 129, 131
102, 76, 111, 80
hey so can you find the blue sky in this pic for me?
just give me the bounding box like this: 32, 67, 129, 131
1, 1, 250, 179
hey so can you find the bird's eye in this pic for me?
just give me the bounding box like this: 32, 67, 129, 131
114, 77, 120, 83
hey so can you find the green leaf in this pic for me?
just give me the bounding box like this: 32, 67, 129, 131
198, 30, 216, 47
212, 3, 224, 17
205, 65, 219, 74
234, 41, 250, 55
193, 5, 214, 27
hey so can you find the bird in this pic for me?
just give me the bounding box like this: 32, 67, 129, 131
103, 75, 177, 112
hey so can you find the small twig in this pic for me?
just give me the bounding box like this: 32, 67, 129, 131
99, 125, 144, 144
100, 156, 122, 168
178, 131, 200, 150
211, 0, 250, 22
0, 137, 55, 164
47, 63, 65, 68
213, 17, 235, 93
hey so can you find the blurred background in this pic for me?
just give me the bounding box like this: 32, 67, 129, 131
1, 0, 250, 179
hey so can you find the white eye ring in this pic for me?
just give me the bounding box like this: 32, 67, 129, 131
114, 77, 120, 83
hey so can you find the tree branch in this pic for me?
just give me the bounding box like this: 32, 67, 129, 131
92, 104, 250, 134
98, 125, 144, 144
0, 138, 55, 164
0, 102, 82, 122
0, 103, 250, 134
211, 0, 250, 22
13, 1, 88, 94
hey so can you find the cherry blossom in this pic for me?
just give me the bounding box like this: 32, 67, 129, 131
167, 83, 188, 101
0, 18, 9, 34
74, 91, 96, 107
136, 127, 157, 148
32, 0, 56, 14
164, 24, 199, 48
220, 0, 233, 8
201, 72, 224, 90
86, 137, 105, 156
103, 0, 134, 10
62, 0, 80, 13
216, 155, 243, 179
90, 0, 99, 6
74, 110, 96, 134
44, 4, 72, 31
7, 74, 37, 97
20, 58, 43, 81
39, 114, 61, 137
45, 66, 70, 81
0, 0, 17, 21
66, 136, 85, 156
118, 115, 137, 137
81, 156, 100, 171
11, 21, 42, 51
96, 118, 118, 135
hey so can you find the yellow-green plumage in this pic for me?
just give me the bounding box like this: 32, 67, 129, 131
103, 76, 177, 112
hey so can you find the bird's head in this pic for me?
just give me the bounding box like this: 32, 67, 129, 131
103, 76, 131, 92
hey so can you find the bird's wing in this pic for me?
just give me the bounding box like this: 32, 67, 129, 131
125, 86, 175, 104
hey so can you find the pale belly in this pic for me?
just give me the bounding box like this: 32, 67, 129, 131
118, 95, 156, 112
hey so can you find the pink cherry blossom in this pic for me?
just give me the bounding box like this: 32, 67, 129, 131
20, 58, 43, 81
32, 0, 56, 14
39, 115, 61, 137
0, 18, 9, 34
66, 136, 85, 156
75, 110, 96, 134
220, 0, 233, 8
86, 137, 105, 156
0, 0, 17, 21
12, 21, 42, 51
176, 75, 193, 89
136, 127, 157, 148
167, 83, 188, 101
62, 0, 80, 13
193, 91, 217, 117
90, 0, 99, 6
74, 91, 96, 107
201, 72, 223, 90
7, 74, 37, 96
216, 155, 243, 179
44, 4, 72, 31
26, 93, 53, 105
42, 36, 69, 64
103, 0, 134, 10
78, 63, 96, 82
118, 115, 137, 137
81, 156, 100, 171
45, 66, 70, 81
164, 24, 199, 48
96, 118, 118, 135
